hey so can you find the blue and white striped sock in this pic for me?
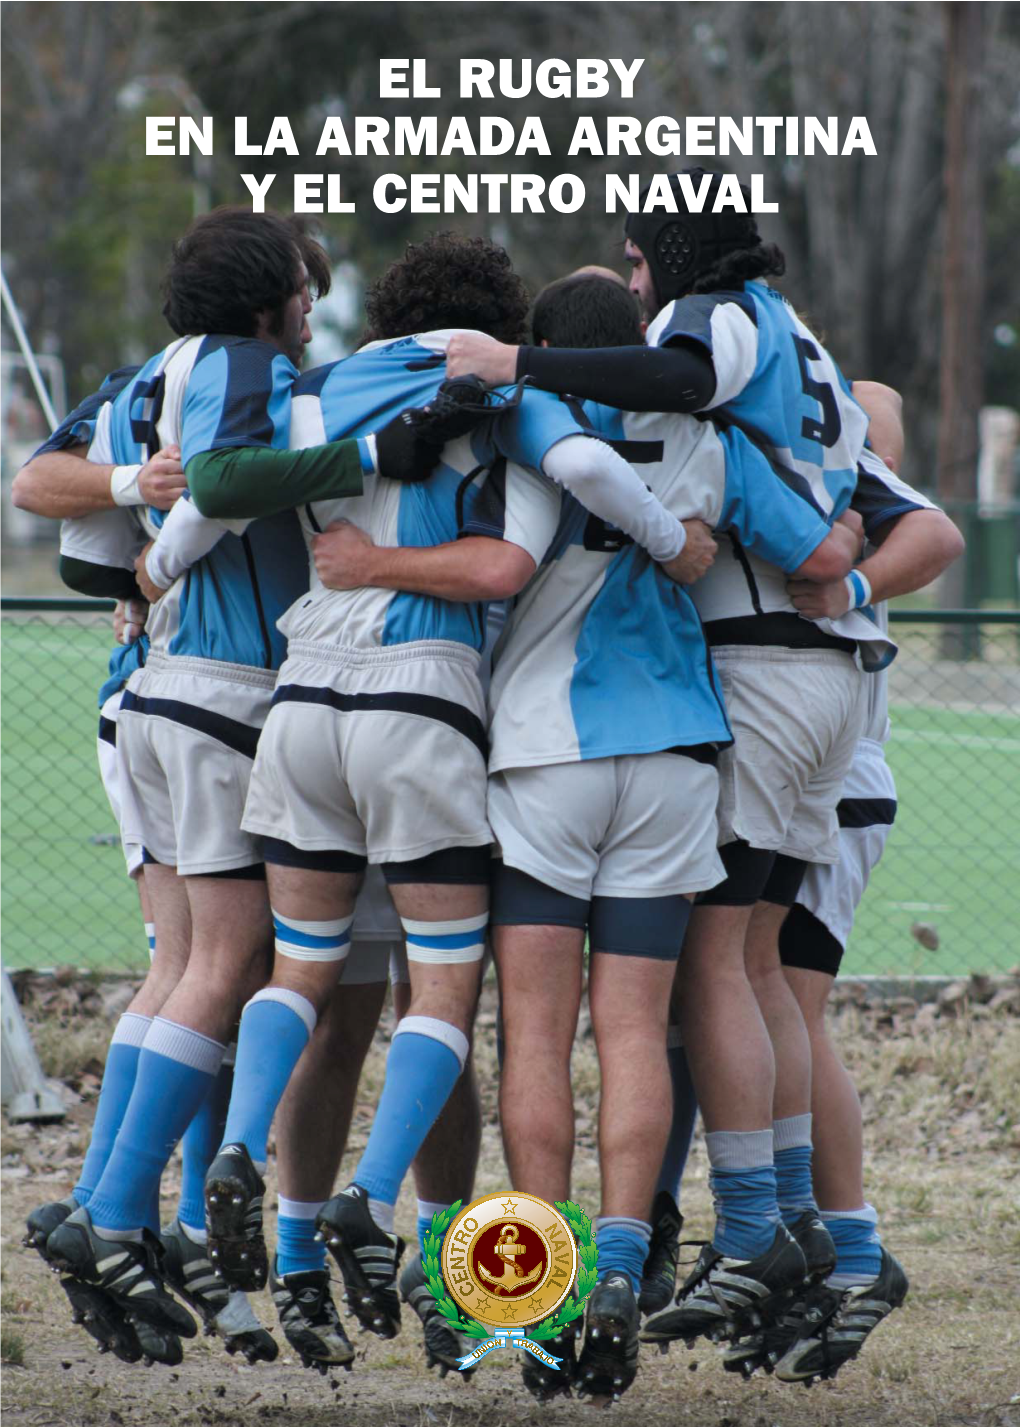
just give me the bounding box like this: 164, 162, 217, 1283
75, 1012, 151, 1210
220, 988, 317, 1167
276, 1196, 326, 1276
88, 1019, 225, 1234
354, 1017, 468, 1208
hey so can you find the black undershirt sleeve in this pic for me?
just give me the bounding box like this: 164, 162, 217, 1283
60, 556, 140, 601
515, 342, 716, 413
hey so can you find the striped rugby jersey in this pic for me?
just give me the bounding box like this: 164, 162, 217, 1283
276, 331, 582, 658
488, 401, 838, 772
84, 335, 309, 671
646, 279, 867, 522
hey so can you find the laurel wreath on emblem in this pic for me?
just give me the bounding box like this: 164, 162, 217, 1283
422, 1199, 599, 1343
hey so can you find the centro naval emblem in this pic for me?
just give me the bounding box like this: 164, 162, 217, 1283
441, 1194, 578, 1331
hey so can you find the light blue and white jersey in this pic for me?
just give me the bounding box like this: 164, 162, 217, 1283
488, 401, 838, 772
646, 280, 867, 520
278, 330, 574, 658
86, 335, 307, 671
44, 365, 149, 708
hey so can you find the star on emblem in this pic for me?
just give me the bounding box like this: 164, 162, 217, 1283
502, 1302, 518, 1320
501, 1198, 518, 1215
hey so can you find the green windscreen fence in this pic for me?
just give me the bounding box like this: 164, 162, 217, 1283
2, 600, 1018, 976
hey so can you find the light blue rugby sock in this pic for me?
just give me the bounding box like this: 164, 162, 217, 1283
353, 1019, 468, 1208
823, 1204, 883, 1284
74, 1013, 151, 1208
706, 1129, 782, 1261
220, 989, 317, 1166
276, 1197, 326, 1276
178, 1051, 235, 1232
88, 1019, 225, 1234
774, 1114, 818, 1223
594, 1217, 651, 1294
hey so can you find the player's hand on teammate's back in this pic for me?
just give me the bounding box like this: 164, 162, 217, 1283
660, 519, 717, 585
138, 444, 186, 510
786, 577, 852, 620
445, 332, 517, 387
134, 542, 170, 605
312, 519, 377, 590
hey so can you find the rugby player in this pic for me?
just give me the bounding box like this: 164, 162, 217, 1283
180, 232, 710, 1346
14, 373, 249, 1367
42, 206, 429, 1362
306, 267, 864, 1401
728, 433, 963, 1383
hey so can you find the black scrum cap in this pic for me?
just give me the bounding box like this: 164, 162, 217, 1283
624, 168, 760, 306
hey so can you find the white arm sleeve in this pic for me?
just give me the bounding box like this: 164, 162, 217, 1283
144, 496, 244, 589
541, 434, 685, 563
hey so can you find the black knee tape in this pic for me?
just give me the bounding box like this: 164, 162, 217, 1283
778, 903, 844, 977
382, 844, 492, 886
489, 863, 589, 929
262, 836, 367, 874
589, 894, 691, 960
761, 854, 808, 908
697, 840, 776, 906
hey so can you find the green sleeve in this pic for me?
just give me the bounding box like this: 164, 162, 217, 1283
60, 556, 140, 600
187, 440, 369, 520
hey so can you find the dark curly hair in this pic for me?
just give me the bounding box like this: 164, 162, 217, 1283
162, 207, 331, 337
690, 241, 786, 295
362, 232, 530, 344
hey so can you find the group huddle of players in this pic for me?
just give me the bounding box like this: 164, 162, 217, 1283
16, 167, 963, 1404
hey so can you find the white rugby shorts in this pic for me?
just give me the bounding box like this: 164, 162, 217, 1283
243, 641, 491, 863
98, 690, 144, 877
712, 647, 867, 865
795, 736, 896, 949
116, 653, 275, 876
488, 751, 725, 901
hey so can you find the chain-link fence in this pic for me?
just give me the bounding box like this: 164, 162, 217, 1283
2, 600, 1018, 976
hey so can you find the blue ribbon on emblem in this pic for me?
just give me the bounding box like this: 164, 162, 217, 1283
457, 1326, 563, 1372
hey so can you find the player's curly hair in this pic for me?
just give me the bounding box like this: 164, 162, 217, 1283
162, 207, 330, 337
363, 232, 530, 344
690, 241, 786, 295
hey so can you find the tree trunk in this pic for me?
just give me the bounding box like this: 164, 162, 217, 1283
936, 1, 986, 652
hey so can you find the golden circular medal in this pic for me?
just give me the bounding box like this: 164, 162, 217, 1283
441, 1193, 578, 1330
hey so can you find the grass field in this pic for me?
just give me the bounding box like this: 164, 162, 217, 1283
2, 614, 1019, 976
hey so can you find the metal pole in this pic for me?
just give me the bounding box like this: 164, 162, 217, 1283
0, 268, 59, 431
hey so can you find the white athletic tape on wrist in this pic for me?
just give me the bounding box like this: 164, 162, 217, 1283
844, 569, 873, 610
110, 464, 144, 506
273, 910, 354, 962
400, 912, 488, 964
